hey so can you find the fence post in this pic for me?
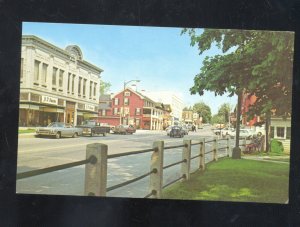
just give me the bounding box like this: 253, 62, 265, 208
226, 137, 232, 157
149, 141, 164, 199
199, 138, 205, 171
84, 143, 108, 196
181, 140, 192, 180
213, 137, 218, 161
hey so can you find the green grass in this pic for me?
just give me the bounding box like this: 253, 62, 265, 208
162, 158, 289, 203
18, 129, 35, 134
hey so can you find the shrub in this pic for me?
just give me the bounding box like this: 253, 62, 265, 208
270, 139, 284, 154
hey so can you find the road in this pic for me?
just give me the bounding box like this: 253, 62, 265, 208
17, 126, 232, 198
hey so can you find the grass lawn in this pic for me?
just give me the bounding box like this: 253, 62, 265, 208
162, 158, 289, 203
18, 129, 35, 134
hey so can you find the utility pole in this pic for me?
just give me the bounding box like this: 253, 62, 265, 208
232, 91, 242, 159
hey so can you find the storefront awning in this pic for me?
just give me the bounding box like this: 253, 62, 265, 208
19, 104, 39, 110
83, 113, 98, 118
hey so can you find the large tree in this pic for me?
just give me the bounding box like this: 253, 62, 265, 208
182, 28, 294, 153
192, 102, 212, 123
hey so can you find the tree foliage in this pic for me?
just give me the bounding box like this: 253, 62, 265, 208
217, 103, 231, 123
100, 80, 111, 95
192, 102, 212, 123
182, 28, 294, 117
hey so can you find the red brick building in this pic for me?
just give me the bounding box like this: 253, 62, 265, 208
98, 88, 170, 130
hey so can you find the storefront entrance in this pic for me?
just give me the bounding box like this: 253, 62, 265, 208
66, 101, 75, 124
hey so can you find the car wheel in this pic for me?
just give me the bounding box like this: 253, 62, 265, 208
55, 132, 61, 139
73, 132, 78, 138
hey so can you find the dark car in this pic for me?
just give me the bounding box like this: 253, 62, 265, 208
169, 126, 185, 138
113, 125, 136, 134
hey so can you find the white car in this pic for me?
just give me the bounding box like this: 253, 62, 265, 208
221, 127, 235, 137
229, 129, 255, 139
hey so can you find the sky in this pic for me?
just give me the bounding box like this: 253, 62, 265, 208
22, 22, 237, 114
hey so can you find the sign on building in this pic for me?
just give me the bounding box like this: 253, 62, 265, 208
41, 95, 58, 105
85, 104, 95, 112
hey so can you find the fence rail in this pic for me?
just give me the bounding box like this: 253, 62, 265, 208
17, 136, 252, 198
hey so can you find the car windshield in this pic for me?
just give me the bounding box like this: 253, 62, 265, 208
47, 122, 64, 128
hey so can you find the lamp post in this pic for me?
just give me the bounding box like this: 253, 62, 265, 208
121, 79, 140, 125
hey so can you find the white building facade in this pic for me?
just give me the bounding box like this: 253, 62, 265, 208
19, 35, 103, 127
141, 91, 184, 124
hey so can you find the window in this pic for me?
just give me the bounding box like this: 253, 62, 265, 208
52, 67, 57, 86
83, 79, 87, 96
277, 127, 285, 138
34, 60, 40, 82
102, 109, 106, 116
124, 107, 129, 115
270, 126, 274, 138
94, 83, 97, 96
42, 63, 48, 83
72, 75, 75, 93
78, 77, 82, 95
124, 97, 129, 105
125, 91, 131, 96
20, 58, 24, 80
114, 108, 118, 115
59, 70, 64, 88
89, 81, 92, 98
67, 73, 71, 92
136, 118, 140, 126
114, 98, 119, 105
286, 127, 291, 139
136, 108, 141, 115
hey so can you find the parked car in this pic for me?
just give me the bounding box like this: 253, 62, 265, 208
228, 129, 255, 139
221, 127, 235, 137
76, 120, 110, 137
169, 126, 185, 138
35, 122, 83, 139
113, 125, 136, 134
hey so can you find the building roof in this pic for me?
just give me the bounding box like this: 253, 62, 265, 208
22, 35, 103, 74
99, 94, 111, 102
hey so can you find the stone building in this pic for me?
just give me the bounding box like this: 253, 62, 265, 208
19, 35, 103, 127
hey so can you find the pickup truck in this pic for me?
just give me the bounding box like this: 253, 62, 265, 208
76, 120, 110, 137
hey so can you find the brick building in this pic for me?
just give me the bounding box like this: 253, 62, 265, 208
98, 88, 170, 130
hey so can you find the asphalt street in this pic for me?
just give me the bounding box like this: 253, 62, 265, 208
16, 126, 232, 198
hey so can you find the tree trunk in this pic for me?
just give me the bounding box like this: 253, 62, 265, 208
232, 91, 242, 159
265, 112, 271, 152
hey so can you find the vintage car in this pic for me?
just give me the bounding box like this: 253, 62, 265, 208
35, 122, 83, 139
113, 125, 136, 134
76, 120, 110, 137
169, 126, 185, 138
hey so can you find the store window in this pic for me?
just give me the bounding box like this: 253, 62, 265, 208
102, 109, 106, 116
277, 127, 285, 138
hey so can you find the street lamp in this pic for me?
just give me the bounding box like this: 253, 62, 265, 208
121, 79, 141, 125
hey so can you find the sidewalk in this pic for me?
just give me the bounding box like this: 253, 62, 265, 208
242, 155, 290, 164
18, 133, 36, 139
